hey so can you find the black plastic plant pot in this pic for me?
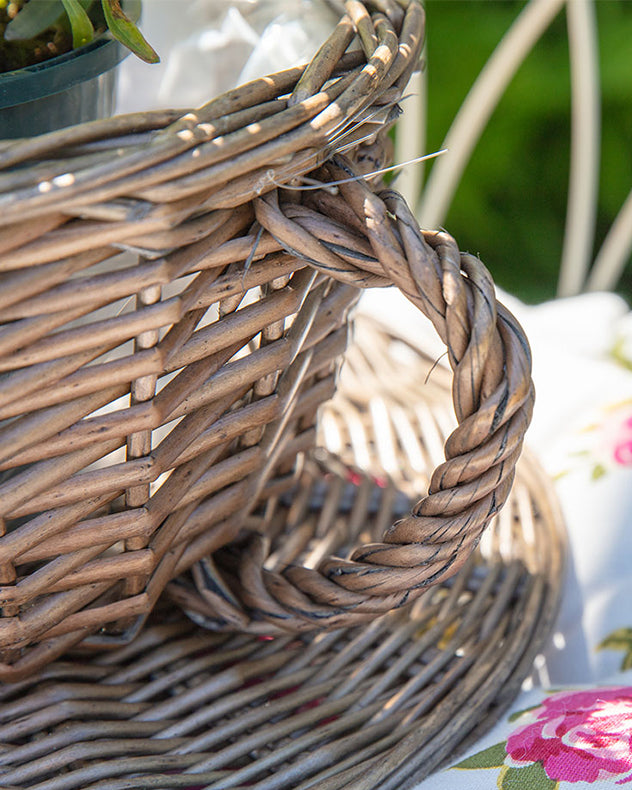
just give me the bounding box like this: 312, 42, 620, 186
0, 34, 128, 139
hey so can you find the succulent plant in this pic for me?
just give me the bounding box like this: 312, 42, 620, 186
2, 0, 158, 68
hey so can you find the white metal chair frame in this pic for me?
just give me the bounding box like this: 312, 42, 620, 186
395, 0, 632, 297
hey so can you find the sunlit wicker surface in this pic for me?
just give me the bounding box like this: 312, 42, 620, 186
0, 320, 565, 790
0, 0, 535, 681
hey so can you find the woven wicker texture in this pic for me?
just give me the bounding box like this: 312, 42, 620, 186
0, 321, 565, 790
0, 0, 533, 680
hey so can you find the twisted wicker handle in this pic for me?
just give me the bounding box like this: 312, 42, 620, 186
192, 157, 535, 632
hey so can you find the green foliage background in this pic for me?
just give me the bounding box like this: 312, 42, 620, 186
420, 0, 632, 304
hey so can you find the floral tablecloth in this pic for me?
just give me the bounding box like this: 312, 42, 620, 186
359, 288, 632, 789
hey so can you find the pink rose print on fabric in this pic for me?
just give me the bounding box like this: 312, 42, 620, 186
613, 415, 632, 466
455, 686, 632, 787
507, 687, 632, 784
575, 406, 632, 481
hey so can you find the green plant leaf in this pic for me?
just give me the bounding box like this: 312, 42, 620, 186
598, 626, 632, 672
508, 704, 542, 722
4, 0, 64, 41
591, 463, 607, 481
610, 338, 632, 372
598, 628, 632, 651
454, 742, 507, 770
499, 763, 558, 790
61, 0, 94, 48
101, 0, 159, 63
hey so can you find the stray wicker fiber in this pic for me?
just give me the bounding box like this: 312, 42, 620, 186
0, 322, 565, 790
0, 0, 534, 680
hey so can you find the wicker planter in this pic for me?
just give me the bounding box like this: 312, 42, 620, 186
0, 0, 534, 682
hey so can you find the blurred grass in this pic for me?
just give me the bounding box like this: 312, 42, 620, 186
420, 0, 632, 304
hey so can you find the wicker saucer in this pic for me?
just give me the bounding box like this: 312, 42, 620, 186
0, 319, 565, 790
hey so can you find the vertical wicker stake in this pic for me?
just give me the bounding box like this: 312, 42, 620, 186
240, 273, 291, 450
0, 521, 17, 619
123, 276, 162, 602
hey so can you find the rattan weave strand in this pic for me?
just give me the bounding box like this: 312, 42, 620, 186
0, 321, 565, 790
0, 0, 533, 680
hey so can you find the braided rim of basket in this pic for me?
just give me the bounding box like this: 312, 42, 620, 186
181, 157, 535, 632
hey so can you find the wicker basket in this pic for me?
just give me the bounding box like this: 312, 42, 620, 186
0, 320, 564, 790
0, 0, 534, 681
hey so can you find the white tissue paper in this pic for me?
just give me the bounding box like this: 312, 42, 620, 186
116, 0, 339, 114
